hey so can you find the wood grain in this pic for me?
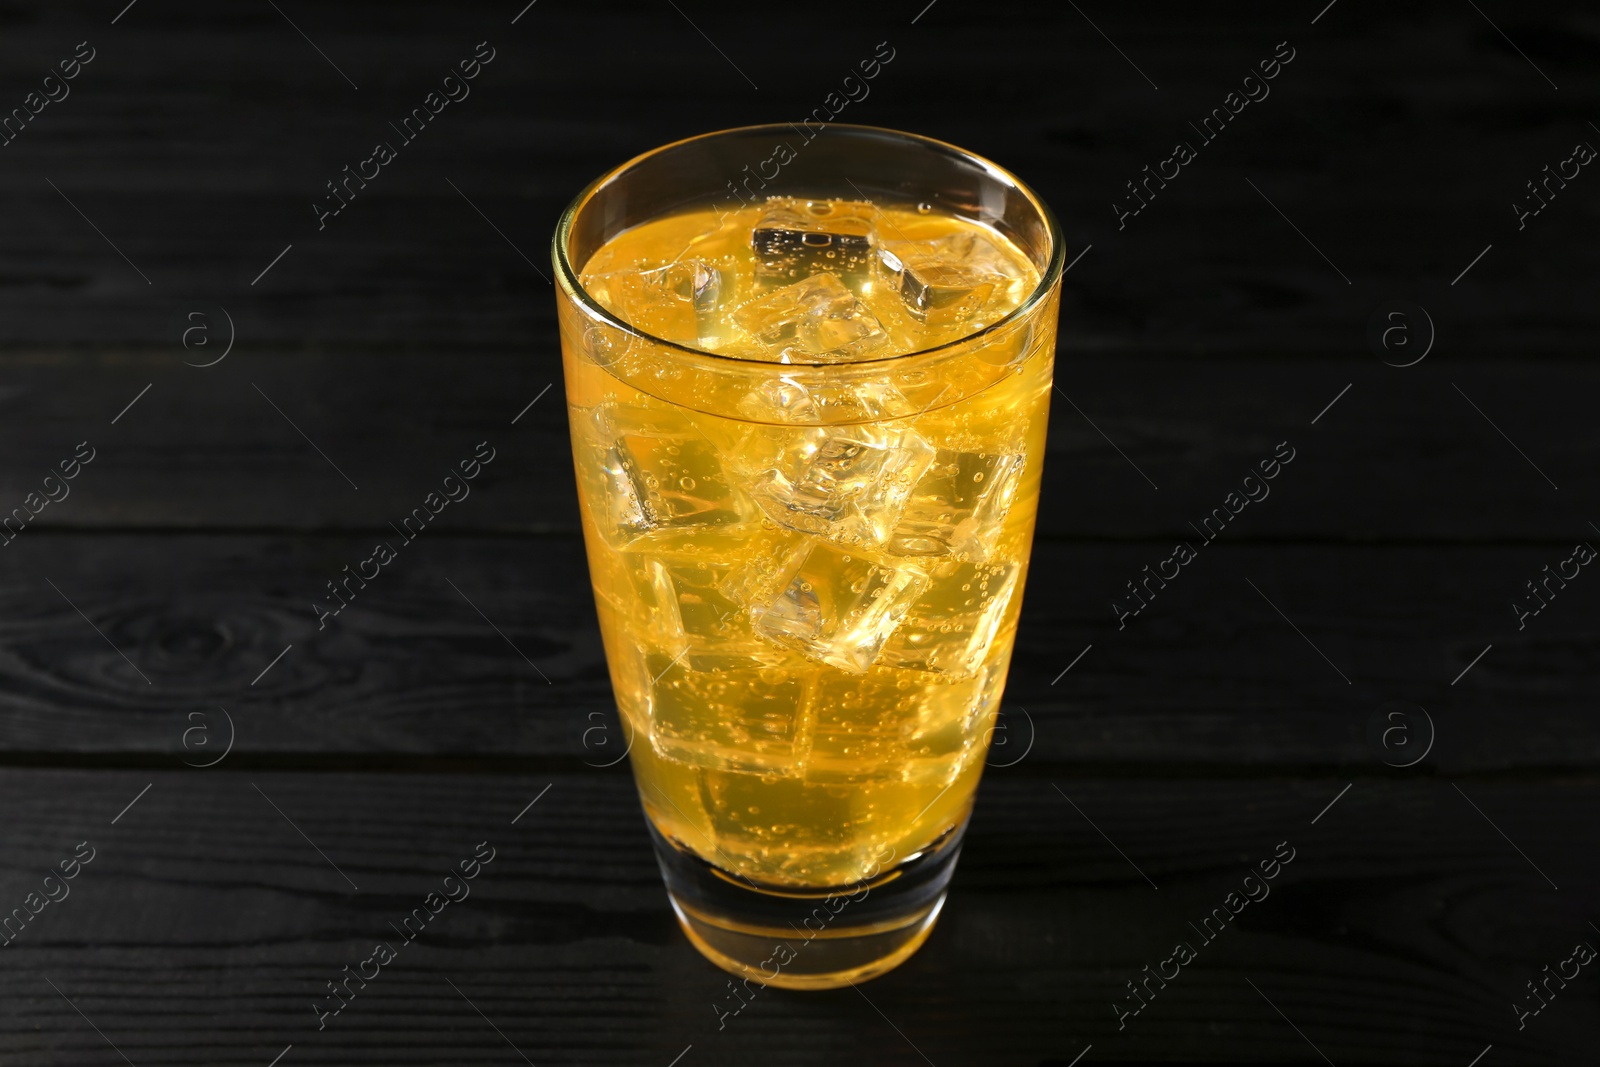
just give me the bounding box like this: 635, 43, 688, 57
0, 3, 1593, 353
2, 0, 1598, 1062
0, 771, 1592, 1066
0, 533, 1593, 769
0, 351, 1594, 541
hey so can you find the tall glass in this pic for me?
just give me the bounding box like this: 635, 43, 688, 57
553, 125, 1062, 989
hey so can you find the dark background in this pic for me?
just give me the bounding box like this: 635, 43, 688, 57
1, 1, 1597, 1064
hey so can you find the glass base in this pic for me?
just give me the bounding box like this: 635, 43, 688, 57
648, 818, 965, 990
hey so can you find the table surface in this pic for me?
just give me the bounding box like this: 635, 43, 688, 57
2, 2, 1597, 1064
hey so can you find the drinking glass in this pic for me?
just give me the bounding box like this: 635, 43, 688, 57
552, 124, 1062, 989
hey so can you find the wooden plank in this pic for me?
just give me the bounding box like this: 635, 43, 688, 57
0, 4, 1593, 353
0, 534, 1593, 767
0, 770, 1591, 1065
0, 4, 1594, 1065
0, 351, 1594, 540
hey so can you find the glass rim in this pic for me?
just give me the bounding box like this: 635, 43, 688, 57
551, 122, 1066, 369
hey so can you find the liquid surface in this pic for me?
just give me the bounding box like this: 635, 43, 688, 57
565, 198, 1054, 887
581, 199, 1038, 363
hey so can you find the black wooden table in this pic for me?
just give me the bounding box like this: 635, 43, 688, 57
2, 2, 1596, 1064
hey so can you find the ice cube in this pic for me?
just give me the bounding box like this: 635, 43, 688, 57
715, 522, 808, 604
624, 543, 806, 668
888, 449, 1025, 559
621, 528, 809, 669
879, 560, 1020, 678
735, 375, 819, 422
630, 557, 741, 654
749, 539, 929, 673
582, 406, 752, 550
751, 198, 876, 285
802, 673, 916, 779
750, 426, 936, 548
904, 663, 1002, 767
595, 443, 652, 545
644, 650, 810, 774
734, 374, 911, 424
586, 260, 725, 346
732, 273, 887, 363
805, 672, 982, 782
875, 231, 1027, 327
